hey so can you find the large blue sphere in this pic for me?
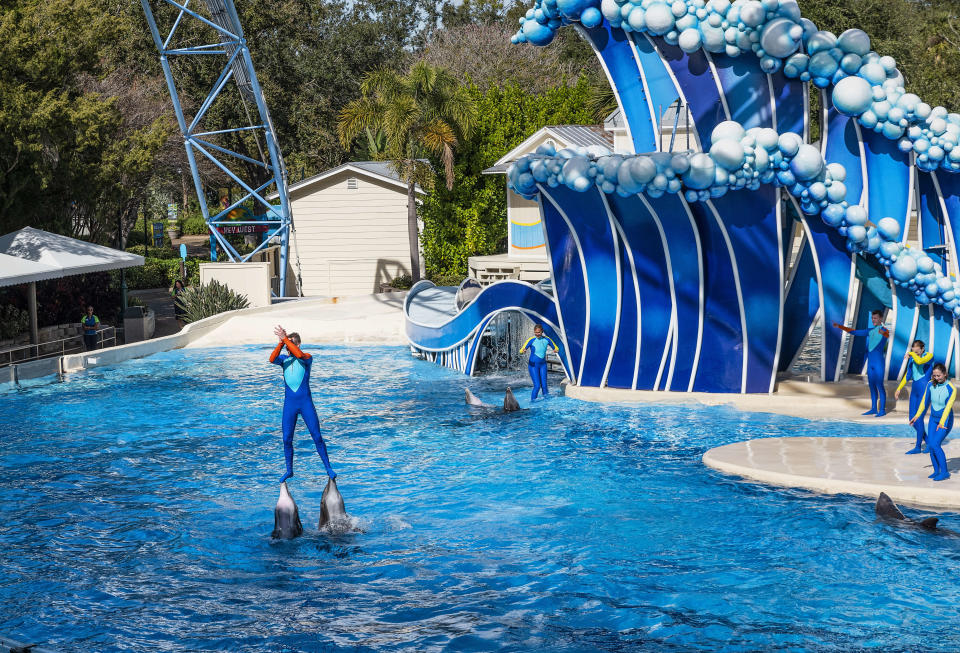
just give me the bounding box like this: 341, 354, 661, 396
832, 76, 873, 116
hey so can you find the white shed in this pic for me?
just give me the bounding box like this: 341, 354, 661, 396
284, 161, 425, 297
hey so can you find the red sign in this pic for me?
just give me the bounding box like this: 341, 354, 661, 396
216, 224, 270, 234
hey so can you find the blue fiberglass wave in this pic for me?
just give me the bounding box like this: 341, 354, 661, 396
4, 346, 960, 651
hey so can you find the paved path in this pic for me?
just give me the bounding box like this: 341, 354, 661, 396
704, 437, 960, 509
128, 288, 180, 339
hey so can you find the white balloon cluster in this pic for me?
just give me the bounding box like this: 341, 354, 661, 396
512, 0, 960, 173
508, 121, 960, 317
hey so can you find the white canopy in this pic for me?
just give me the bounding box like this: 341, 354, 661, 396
0, 226, 144, 285
0, 253, 59, 288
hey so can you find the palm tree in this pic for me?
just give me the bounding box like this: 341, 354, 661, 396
337, 61, 476, 282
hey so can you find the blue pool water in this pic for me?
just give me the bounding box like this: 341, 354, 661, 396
2, 345, 960, 651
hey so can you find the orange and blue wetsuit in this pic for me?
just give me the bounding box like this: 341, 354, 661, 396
269, 337, 336, 483
911, 379, 957, 481
520, 334, 558, 401
897, 350, 933, 454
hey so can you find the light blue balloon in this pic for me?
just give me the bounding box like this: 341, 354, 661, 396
580, 6, 602, 27
832, 76, 873, 116
876, 217, 901, 241
845, 205, 867, 226
789, 144, 824, 180
891, 255, 918, 282
682, 153, 716, 190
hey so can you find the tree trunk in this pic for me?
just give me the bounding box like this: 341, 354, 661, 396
407, 179, 422, 282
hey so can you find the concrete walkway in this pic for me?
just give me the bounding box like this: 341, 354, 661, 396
703, 437, 960, 509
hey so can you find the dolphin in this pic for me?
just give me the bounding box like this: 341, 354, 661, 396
272, 481, 303, 539
503, 386, 520, 412
465, 388, 488, 407
875, 492, 943, 531
319, 477, 350, 530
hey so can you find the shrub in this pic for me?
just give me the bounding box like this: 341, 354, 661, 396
115, 258, 200, 290
125, 244, 178, 259
0, 304, 28, 340
180, 215, 209, 235
176, 279, 249, 323
428, 272, 466, 287
389, 274, 413, 290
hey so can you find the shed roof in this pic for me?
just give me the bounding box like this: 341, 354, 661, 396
282, 161, 428, 197
0, 227, 143, 287
483, 125, 613, 174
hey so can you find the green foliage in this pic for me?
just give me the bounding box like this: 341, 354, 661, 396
389, 274, 413, 289
125, 245, 178, 259
419, 79, 594, 278
117, 258, 200, 290
180, 215, 209, 235
0, 305, 28, 340
428, 272, 466, 287
175, 280, 250, 323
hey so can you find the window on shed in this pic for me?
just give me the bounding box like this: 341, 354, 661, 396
347, 177, 358, 189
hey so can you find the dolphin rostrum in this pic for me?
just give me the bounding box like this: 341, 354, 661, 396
319, 477, 350, 530
503, 387, 520, 412
875, 492, 940, 530
272, 481, 303, 539
465, 388, 488, 407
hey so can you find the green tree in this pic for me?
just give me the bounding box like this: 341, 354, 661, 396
418, 78, 595, 279
338, 62, 477, 282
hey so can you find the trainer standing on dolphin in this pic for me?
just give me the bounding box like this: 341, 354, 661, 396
269, 325, 337, 483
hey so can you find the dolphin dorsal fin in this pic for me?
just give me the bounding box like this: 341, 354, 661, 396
919, 517, 940, 529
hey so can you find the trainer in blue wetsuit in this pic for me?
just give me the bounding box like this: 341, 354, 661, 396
269, 326, 336, 484
895, 339, 933, 454
910, 363, 957, 481
520, 324, 558, 401
835, 310, 890, 417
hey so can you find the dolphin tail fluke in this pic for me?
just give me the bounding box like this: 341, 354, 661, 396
273, 481, 304, 539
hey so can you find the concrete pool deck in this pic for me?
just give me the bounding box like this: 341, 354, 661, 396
703, 437, 960, 509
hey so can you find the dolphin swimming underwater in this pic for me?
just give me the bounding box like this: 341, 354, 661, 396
875, 492, 952, 533
319, 477, 350, 530
503, 387, 520, 412
272, 481, 303, 539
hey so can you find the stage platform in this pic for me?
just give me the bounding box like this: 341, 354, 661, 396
703, 437, 960, 509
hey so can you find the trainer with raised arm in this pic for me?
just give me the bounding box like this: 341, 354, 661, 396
269, 325, 336, 483
834, 310, 890, 417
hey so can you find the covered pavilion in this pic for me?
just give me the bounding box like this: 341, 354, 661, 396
0, 226, 143, 354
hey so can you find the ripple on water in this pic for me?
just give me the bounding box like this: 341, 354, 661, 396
1, 344, 958, 651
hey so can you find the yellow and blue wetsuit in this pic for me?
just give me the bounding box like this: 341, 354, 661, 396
270, 337, 336, 483
897, 351, 933, 454
912, 379, 957, 481
848, 324, 889, 416
521, 334, 557, 401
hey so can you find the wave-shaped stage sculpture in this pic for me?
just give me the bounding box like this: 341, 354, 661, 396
404, 0, 960, 392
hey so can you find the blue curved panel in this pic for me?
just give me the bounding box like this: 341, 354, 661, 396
780, 236, 819, 372
918, 171, 948, 269
709, 52, 773, 130
649, 36, 725, 149
539, 191, 586, 382
540, 185, 620, 388
686, 202, 743, 392
863, 129, 911, 233
604, 234, 639, 389
605, 193, 672, 390
848, 256, 892, 375
889, 285, 919, 381
932, 306, 956, 377
405, 281, 560, 351
769, 73, 806, 136
933, 170, 960, 274
709, 187, 782, 392
580, 23, 658, 153
645, 192, 702, 391
631, 33, 680, 151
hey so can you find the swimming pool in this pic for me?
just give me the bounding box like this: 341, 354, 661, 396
2, 345, 957, 651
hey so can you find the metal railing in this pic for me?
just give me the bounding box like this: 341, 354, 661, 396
0, 326, 118, 368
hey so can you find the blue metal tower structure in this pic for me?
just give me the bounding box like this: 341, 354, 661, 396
139, 0, 295, 296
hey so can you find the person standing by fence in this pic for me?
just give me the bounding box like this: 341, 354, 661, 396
80, 306, 100, 351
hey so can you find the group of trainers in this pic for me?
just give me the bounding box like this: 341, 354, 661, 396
836, 312, 956, 481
